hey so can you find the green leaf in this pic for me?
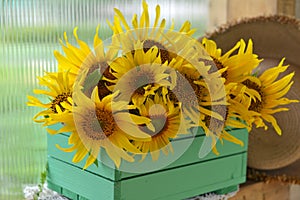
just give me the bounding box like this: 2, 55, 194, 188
93, 158, 99, 167
40, 170, 47, 185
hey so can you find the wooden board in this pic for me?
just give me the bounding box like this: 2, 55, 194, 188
47, 127, 248, 181
48, 153, 246, 200
47, 127, 248, 200
229, 181, 290, 200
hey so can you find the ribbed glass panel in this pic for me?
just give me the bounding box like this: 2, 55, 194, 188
0, 1, 208, 199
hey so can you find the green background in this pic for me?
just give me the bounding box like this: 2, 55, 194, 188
0, 0, 208, 199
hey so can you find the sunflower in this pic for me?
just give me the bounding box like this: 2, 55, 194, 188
54, 26, 118, 98
48, 75, 153, 168
167, 59, 227, 133
133, 92, 191, 161
27, 71, 73, 127
239, 59, 298, 135
110, 0, 196, 63
106, 46, 176, 106
167, 46, 246, 153
200, 83, 248, 155
201, 38, 262, 83
201, 37, 263, 116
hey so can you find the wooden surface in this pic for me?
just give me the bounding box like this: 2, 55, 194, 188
48, 154, 247, 200
47, 127, 248, 199
229, 181, 290, 200
208, 0, 300, 32
278, 0, 296, 16
297, 0, 300, 18
47, 126, 248, 181
208, 0, 228, 32
227, 0, 277, 21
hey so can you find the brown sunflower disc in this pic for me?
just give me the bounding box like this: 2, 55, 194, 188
205, 15, 300, 171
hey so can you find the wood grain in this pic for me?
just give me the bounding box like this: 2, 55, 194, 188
278, 0, 296, 16
47, 126, 248, 181
229, 181, 290, 200
47, 127, 248, 199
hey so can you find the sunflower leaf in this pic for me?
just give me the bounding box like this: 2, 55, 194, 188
93, 158, 99, 167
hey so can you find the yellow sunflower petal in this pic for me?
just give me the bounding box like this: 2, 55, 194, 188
262, 114, 282, 135
221, 130, 244, 146
83, 155, 97, 170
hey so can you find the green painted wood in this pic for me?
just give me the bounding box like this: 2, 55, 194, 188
78, 196, 90, 200
47, 125, 248, 199
47, 181, 89, 200
47, 180, 62, 194
242, 146, 248, 177
214, 185, 238, 195
47, 133, 117, 180
47, 152, 246, 200
62, 187, 78, 200
118, 153, 246, 200
47, 128, 248, 181
47, 157, 115, 200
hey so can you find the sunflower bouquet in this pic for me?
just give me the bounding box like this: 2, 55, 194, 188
27, 1, 298, 170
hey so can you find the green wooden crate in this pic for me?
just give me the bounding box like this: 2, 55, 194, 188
47, 127, 248, 200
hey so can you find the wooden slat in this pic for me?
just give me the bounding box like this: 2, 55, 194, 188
47, 128, 248, 180
229, 181, 291, 200
48, 153, 247, 200
296, 0, 300, 18
208, 0, 228, 32
47, 157, 115, 200
47, 124, 248, 199
227, 0, 277, 21
61, 187, 78, 200
119, 153, 246, 200
290, 185, 300, 200
47, 180, 62, 194
278, 0, 296, 16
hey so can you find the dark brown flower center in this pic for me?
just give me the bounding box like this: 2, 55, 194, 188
130, 69, 155, 96
200, 57, 227, 78
98, 80, 112, 99
212, 57, 227, 78
82, 108, 116, 140
242, 80, 264, 112
169, 71, 204, 107
135, 87, 146, 96
204, 105, 227, 132
140, 114, 168, 138
143, 39, 171, 64
51, 92, 72, 113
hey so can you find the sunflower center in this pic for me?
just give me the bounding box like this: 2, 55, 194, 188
83, 108, 116, 140
131, 69, 154, 96
135, 87, 146, 95
143, 39, 171, 64
96, 108, 116, 138
169, 71, 204, 107
141, 115, 168, 137
242, 80, 264, 112
211, 57, 227, 78
50, 92, 72, 113
97, 80, 112, 100
205, 105, 227, 132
